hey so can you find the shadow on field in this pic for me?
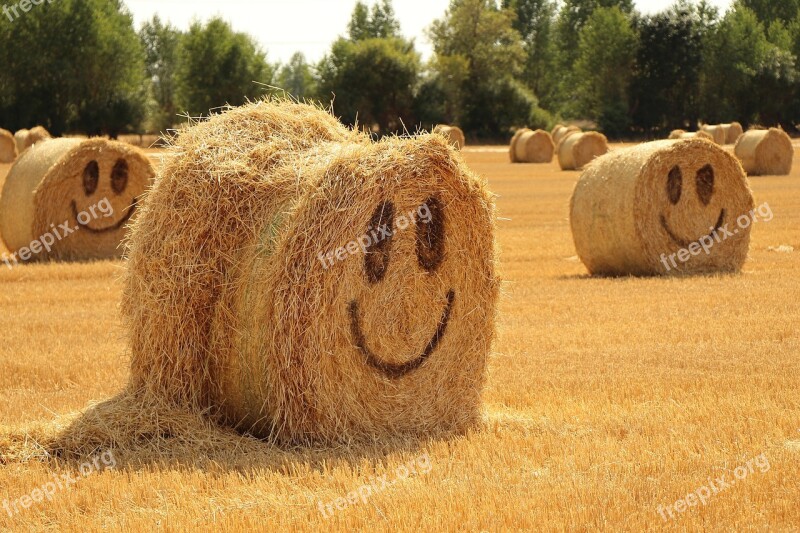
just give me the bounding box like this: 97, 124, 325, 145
0, 391, 440, 475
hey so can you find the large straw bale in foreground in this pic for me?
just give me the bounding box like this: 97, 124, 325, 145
557, 131, 608, 170
553, 125, 580, 145
124, 100, 499, 445
433, 124, 466, 150
511, 129, 554, 163
701, 124, 726, 144
734, 128, 793, 176
0, 138, 153, 261
570, 139, 754, 276
721, 122, 744, 144
0, 128, 16, 163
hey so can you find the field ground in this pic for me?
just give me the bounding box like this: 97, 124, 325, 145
0, 143, 799, 531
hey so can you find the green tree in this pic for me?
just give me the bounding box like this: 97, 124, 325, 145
0, 0, 146, 136
427, 0, 549, 136
175, 18, 273, 116
317, 37, 419, 133
503, 0, 558, 108
276, 52, 317, 100
630, 1, 716, 132
701, 4, 797, 126
347, 0, 401, 40
738, 0, 800, 26
140, 15, 182, 132
573, 6, 637, 134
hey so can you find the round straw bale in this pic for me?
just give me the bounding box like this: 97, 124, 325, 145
553, 125, 581, 146
23, 126, 52, 150
0, 129, 17, 163
513, 129, 555, 163
734, 127, 793, 176
570, 139, 754, 276
679, 131, 714, 142
557, 131, 608, 170
0, 138, 154, 262
123, 100, 499, 445
550, 124, 564, 138
700, 124, 725, 145
725, 121, 743, 144
509, 128, 531, 162
668, 129, 685, 139
433, 124, 466, 150
14, 129, 28, 153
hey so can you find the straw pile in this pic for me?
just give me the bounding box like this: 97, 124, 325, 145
14, 129, 29, 153
570, 139, 754, 276
668, 129, 685, 139
721, 122, 743, 144
0, 138, 154, 261
553, 125, 581, 145
123, 99, 499, 445
734, 127, 793, 176
511, 128, 554, 163
433, 124, 466, 150
701, 125, 726, 145
557, 131, 608, 170
0, 128, 16, 163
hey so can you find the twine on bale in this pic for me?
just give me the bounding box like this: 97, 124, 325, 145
570, 139, 755, 276
122, 99, 499, 446
734, 127, 793, 176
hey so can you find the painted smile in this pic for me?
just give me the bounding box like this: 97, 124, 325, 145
348, 289, 455, 379
71, 198, 137, 234
660, 208, 726, 248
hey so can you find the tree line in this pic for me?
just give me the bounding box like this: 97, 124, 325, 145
1, 0, 798, 140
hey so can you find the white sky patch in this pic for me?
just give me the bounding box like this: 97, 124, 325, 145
126, 0, 734, 65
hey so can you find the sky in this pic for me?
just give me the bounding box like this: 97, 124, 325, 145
126, 0, 734, 65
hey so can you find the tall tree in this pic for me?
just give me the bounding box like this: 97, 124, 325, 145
175, 18, 273, 116
140, 15, 182, 132
738, 0, 800, 26
348, 0, 401, 41
573, 6, 637, 134
427, 0, 549, 136
277, 52, 317, 100
503, 0, 558, 107
0, 0, 146, 136
630, 1, 715, 132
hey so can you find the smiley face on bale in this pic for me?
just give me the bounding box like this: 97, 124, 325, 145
31, 139, 153, 260
571, 139, 754, 276
213, 136, 498, 444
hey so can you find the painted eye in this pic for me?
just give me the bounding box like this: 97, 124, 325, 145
364, 201, 394, 284
666, 165, 682, 205
111, 158, 129, 194
416, 197, 445, 272
83, 160, 99, 196
696, 164, 714, 206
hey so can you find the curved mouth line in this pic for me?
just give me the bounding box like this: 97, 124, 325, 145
348, 289, 455, 379
660, 208, 726, 248
71, 197, 137, 234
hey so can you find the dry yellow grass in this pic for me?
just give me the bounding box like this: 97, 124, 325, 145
0, 145, 799, 531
